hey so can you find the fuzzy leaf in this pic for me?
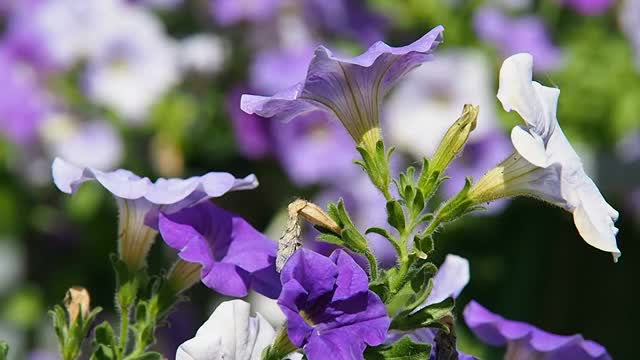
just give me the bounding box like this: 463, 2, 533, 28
364, 336, 432, 359
386, 200, 406, 233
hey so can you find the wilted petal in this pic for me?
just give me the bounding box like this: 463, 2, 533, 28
464, 301, 612, 360
176, 300, 275, 360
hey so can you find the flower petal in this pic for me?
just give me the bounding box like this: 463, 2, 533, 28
424, 254, 470, 306
572, 177, 621, 261
329, 250, 370, 302
510, 125, 548, 168
158, 202, 280, 298
176, 300, 275, 360
463, 301, 612, 360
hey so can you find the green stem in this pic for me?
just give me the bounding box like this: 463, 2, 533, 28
118, 304, 130, 357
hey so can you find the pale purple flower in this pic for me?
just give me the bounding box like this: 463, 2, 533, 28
83, 5, 179, 122
128, 0, 182, 10
227, 87, 273, 160
385, 50, 499, 159
0, 50, 50, 145
464, 301, 612, 360
250, 46, 315, 94
474, 7, 562, 72
272, 111, 358, 186
241, 27, 444, 149
302, 0, 388, 46
27, 351, 59, 360
209, 0, 283, 26
178, 34, 227, 74
158, 202, 280, 298
52, 157, 257, 269
41, 117, 123, 170
564, 0, 613, 15
278, 249, 390, 360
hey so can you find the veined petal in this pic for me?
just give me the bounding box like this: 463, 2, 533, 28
52, 157, 258, 210
176, 300, 275, 360
241, 27, 444, 145
463, 301, 612, 360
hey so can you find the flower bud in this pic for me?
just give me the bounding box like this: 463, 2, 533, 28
430, 104, 478, 175
166, 259, 202, 295
64, 287, 91, 324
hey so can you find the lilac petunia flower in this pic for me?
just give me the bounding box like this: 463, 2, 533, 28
0, 50, 50, 146
464, 301, 612, 360
278, 249, 390, 360
250, 46, 315, 95
241, 27, 444, 152
158, 202, 281, 299
226, 87, 274, 160
474, 7, 563, 72
52, 158, 258, 270
564, 0, 613, 15
272, 111, 359, 186
209, 0, 283, 26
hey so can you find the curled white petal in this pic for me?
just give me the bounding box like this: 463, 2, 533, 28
497, 53, 620, 261
176, 300, 275, 360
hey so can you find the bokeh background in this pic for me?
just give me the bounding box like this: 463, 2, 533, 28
0, 0, 638, 359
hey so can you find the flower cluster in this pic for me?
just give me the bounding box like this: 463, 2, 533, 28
40, 15, 620, 360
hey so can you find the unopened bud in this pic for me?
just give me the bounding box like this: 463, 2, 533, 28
430, 104, 478, 174
64, 287, 91, 324
167, 259, 202, 294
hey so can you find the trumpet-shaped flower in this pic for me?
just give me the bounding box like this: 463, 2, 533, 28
158, 202, 281, 298
464, 301, 612, 360
468, 54, 620, 261
176, 300, 276, 360
278, 249, 390, 360
52, 158, 257, 270
241, 27, 444, 152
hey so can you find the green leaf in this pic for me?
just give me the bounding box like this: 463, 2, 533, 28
90, 344, 115, 360
386, 200, 405, 233
126, 352, 164, 360
93, 321, 117, 348
413, 233, 434, 256
364, 337, 432, 359
340, 227, 369, 253
0, 341, 9, 360
316, 233, 344, 246
365, 227, 396, 242
390, 298, 455, 331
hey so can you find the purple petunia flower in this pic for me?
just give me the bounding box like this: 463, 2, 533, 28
272, 111, 359, 186
302, 0, 388, 46
278, 249, 390, 360
564, 0, 613, 15
250, 46, 315, 95
209, 0, 283, 26
474, 7, 563, 72
158, 202, 281, 299
0, 49, 50, 146
226, 87, 274, 160
241, 27, 444, 151
464, 301, 612, 360
52, 158, 258, 270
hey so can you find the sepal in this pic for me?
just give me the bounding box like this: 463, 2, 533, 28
390, 298, 455, 332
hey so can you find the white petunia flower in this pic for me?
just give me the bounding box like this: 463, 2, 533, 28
469, 53, 620, 261
177, 300, 300, 360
